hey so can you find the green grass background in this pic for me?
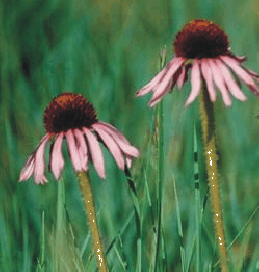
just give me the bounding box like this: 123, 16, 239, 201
0, 0, 258, 271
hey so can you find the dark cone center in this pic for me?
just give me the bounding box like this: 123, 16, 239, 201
173, 19, 229, 59
44, 93, 97, 134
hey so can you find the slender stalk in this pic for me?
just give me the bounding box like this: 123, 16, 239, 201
193, 124, 200, 272
155, 98, 164, 270
78, 171, 108, 272
199, 84, 228, 271
55, 178, 66, 271
155, 47, 166, 271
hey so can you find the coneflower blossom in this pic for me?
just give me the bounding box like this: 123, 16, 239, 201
19, 93, 139, 184
136, 19, 258, 106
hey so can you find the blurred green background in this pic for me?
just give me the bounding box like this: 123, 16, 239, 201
0, 0, 258, 270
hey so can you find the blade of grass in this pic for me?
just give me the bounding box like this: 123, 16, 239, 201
143, 166, 158, 272
185, 231, 196, 272
144, 169, 155, 228
80, 233, 91, 259
227, 206, 257, 252
185, 124, 205, 271
0, 210, 12, 271
56, 178, 66, 271
248, 239, 259, 271
143, 108, 158, 271
85, 251, 95, 271
105, 210, 135, 257
185, 187, 210, 271
114, 246, 126, 270
113, 235, 127, 271
161, 224, 167, 271
200, 186, 210, 220
213, 206, 258, 269
22, 210, 30, 272
124, 167, 141, 272
172, 175, 185, 272
155, 97, 163, 271
57, 178, 65, 233
36, 211, 45, 272
235, 222, 252, 271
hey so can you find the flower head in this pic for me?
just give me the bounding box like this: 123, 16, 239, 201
136, 19, 258, 106
20, 93, 139, 184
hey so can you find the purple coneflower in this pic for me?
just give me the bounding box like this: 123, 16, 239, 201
136, 19, 258, 106
19, 93, 139, 184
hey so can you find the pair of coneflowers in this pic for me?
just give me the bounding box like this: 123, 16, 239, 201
20, 20, 258, 271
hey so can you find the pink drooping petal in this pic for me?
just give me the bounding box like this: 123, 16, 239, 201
185, 60, 201, 106
209, 59, 232, 106
201, 59, 217, 102
74, 128, 88, 171
243, 67, 259, 78
126, 157, 133, 168
136, 58, 177, 97
149, 79, 173, 107
34, 134, 50, 184
215, 59, 247, 101
66, 129, 83, 172
231, 54, 247, 63
19, 154, 35, 182
220, 56, 258, 95
108, 132, 140, 157
176, 65, 187, 88
97, 122, 129, 144
136, 69, 167, 96
51, 132, 65, 180
149, 57, 185, 106
96, 122, 139, 157
93, 124, 125, 170
83, 127, 106, 179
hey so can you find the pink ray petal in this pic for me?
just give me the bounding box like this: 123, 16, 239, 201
19, 154, 35, 182
201, 59, 217, 102
215, 59, 247, 101
149, 78, 173, 107
126, 157, 132, 168
185, 60, 201, 106
150, 57, 185, 105
93, 124, 125, 170
95, 122, 139, 157
209, 59, 232, 106
51, 132, 65, 180
136, 69, 167, 97
231, 54, 247, 63
136, 58, 178, 97
34, 134, 50, 184
176, 65, 187, 88
220, 56, 258, 95
66, 129, 83, 172
83, 127, 106, 179
109, 133, 139, 157
74, 128, 88, 171
98, 122, 129, 144
242, 66, 259, 78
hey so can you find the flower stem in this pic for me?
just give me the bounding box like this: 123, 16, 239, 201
155, 47, 166, 270
78, 171, 108, 271
199, 84, 228, 271
193, 124, 200, 272
155, 98, 164, 270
